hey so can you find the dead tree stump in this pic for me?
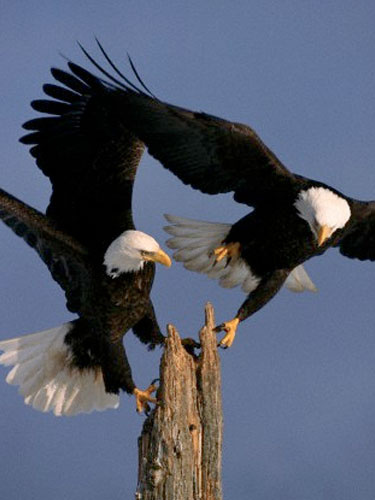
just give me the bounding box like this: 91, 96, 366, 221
136, 303, 223, 500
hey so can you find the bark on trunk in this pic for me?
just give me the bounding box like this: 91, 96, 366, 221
136, 303, 223, 500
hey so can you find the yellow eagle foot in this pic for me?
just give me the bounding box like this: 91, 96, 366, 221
214, 317, 240, 349
213, 242, 241, 264
133, 380, 158, 414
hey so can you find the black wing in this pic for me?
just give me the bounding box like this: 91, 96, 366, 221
77, 46, 303, 208
20, 61, 145, 256
337, 200, 375, 261
0, 188, 89, 312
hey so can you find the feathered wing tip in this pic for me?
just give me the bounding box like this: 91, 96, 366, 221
0, 324, 119, 416
164, 214, 261, 294
164, 214, 317, 295
285, 265, 317, 293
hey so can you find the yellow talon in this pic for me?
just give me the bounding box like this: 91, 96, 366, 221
213, 242, 241, 263
215, 317, 240, 349
213, 246, 229, 262
133, 382, 158, 414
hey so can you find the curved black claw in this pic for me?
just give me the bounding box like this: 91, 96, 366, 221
217, 343, 228, 350
181, 337, 201, 356
213, 323, 225, 333
213, 323, 226, 348
216, 336, 229, 350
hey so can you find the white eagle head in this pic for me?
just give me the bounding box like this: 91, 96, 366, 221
104, 230, 171, 277
294, 187, 351, 246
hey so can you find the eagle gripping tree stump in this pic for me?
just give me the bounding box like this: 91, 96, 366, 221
136, 303, 223, 500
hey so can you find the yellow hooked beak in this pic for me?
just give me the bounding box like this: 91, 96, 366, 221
317, 224, 332, 247
145, 248, 172, 267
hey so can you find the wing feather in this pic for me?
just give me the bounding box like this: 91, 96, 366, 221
0, 188, 88, 312
20, 58, 145, 254
74, 47, 302, 208
337, 200, 375, 261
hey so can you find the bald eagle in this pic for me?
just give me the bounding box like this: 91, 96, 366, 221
0, 59, 171, 416
70, 44, 374, 349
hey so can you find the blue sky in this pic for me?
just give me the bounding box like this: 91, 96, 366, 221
1, 2, 375, 499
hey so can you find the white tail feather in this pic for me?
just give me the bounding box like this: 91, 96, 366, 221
285, 264, 318, 293
164, 214, 317, 295
0, 324, 119, 416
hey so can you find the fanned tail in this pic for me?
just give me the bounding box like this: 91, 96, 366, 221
0, 323, 119, 416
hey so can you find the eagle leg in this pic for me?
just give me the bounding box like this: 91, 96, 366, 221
213, 242, 241, 263
133, 380, 158, 414
214, 317, 240, 349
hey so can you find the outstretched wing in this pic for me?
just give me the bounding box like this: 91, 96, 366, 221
20, 60, 145, 255
337, 200, 375, 261
76, 45, 303, 208
0, 188, 89, 312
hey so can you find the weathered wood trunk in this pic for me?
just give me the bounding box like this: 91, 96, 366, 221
136, 303, 223, 500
